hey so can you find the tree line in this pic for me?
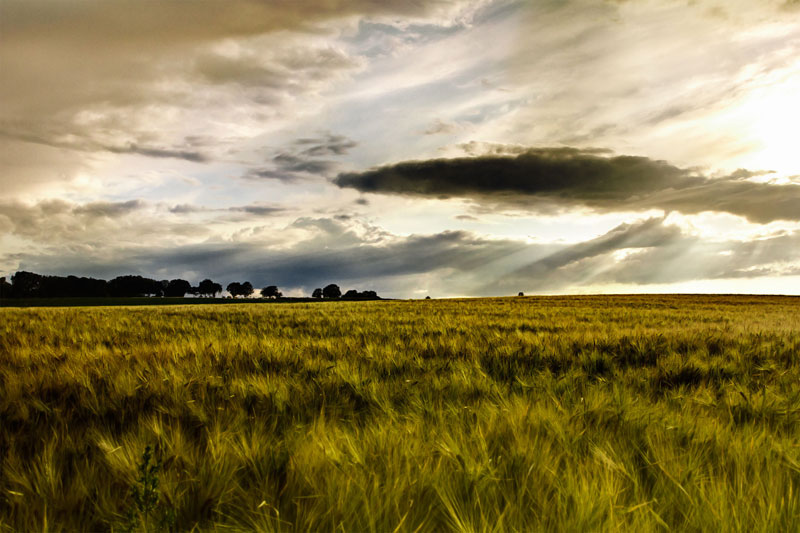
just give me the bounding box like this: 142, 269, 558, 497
0, 272, 380, 300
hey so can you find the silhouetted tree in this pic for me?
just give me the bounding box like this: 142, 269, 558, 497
322, 284, 341, 299
164, 279, 192, 297
6, 271, 112, 298
312, 288, 323, 299
197, 278, 221, 298
0, 277, 11, 298
3, 271, 304, 300
425, 296, 431, 300
518, 292, 524, 297
227, 281, 253, 298
148, 278, 159, 295
109, 275, 160, 297
144, 277, 162, 296
42, 274, 109, 297
226, 282, 242, 297
340, 288, 380, 300
260, 285, 282, 299
1, 271, 233, 299
40, 275, 71, 297
11, 271, 44, 297
89, 277, 111, 297
69, 276, 108, 297
241, 282, 254, 298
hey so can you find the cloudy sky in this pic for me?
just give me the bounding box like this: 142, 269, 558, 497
2, 0, 800, 297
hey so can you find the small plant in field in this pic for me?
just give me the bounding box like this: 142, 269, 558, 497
121, 445, 175, 533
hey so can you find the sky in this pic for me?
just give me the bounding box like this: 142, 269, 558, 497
1, 0, 800, 298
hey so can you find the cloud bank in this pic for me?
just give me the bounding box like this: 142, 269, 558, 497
4, 200, 800, 297
335, 147, 800, 223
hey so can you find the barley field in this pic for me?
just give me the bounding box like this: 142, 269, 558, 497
2, 295, 800, 532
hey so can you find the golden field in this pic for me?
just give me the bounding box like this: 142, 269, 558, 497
2, 295, 800, 531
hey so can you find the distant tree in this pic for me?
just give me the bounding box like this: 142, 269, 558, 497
85, 276, 110, 297
518, 292, 524, 297
109, 275, 157, 297
11, 271, 44, 298
312, 288, 323, 299
0, 277, 11, 298
41, 275, 71, 297
197, 278, 220, 297
144, 278, 162, 297
16, 273, 111, 298
2, 271, 256, 299
260, 285, 282, 299
227, 282, 242, 298
425, 296, 431, 300
322, 284, 341, 299
164, 279, 192, 297
340, 289, 380, 300
108, 276, 130, 298
241, 282, 254, 298
45, 275, 88, 297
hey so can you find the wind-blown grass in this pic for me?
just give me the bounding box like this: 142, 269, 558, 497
1, 295, 800, 531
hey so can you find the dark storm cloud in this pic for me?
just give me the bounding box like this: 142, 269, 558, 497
7, 228, 535, 295
233, 231, 529, 286
5, 212, 800, 296
335, 147, 691, 197
335, 147, 800, 223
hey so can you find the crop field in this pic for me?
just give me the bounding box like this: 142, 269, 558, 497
2, 295, 800, 532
